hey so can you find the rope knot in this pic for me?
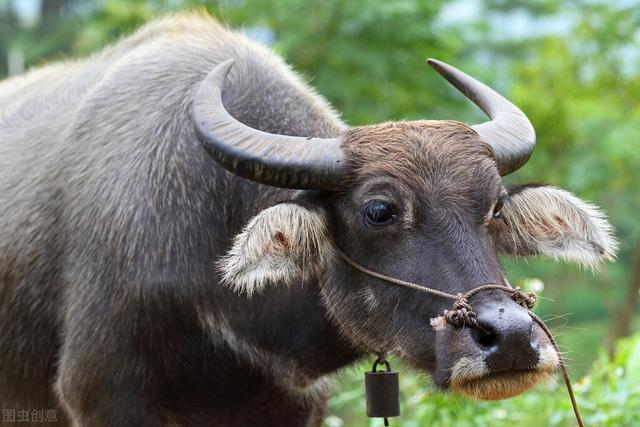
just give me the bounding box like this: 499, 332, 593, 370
444, 294, 477, 328
336, 249, 583, 427
511, 287, 537, 309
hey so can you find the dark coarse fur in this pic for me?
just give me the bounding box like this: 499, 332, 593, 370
0, 12, 617, 427
0, 13, 351, 427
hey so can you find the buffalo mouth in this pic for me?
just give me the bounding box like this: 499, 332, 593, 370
448, 345, 559, 400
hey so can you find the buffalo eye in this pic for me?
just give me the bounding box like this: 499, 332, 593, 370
492, 197, 506, 219
362, 200, 396, 226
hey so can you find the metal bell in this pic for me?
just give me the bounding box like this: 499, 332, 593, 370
365, 357, 400, 426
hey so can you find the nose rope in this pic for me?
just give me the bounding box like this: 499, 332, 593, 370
337, 249, 585, 427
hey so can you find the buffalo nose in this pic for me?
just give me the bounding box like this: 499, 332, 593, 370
469, 299, 538, 369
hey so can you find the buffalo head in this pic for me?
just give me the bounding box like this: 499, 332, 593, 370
191, 59, 616, 400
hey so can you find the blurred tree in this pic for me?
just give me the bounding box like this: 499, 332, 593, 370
0, 0, 81, 77
610, 245, 640, 355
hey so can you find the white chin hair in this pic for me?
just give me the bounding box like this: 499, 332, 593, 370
449, 346, 559, 400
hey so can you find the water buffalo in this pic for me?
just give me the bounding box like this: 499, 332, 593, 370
0, 13, 616, 427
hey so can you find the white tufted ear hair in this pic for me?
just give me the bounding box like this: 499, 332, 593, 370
218, 203, 335, 296
495, 185, 617, 270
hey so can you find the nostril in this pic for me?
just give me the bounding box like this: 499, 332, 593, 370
471, 327, 498, 350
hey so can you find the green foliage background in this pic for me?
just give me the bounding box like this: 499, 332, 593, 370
1, 0, 639, 425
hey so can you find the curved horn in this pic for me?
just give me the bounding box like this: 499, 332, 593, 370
427, 58, 536, 175
192, 59, 346, 189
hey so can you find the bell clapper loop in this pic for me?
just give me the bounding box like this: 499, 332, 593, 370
372, 356, 392, 374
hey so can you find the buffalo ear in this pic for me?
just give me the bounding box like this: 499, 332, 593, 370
218, 203, 334, 296
495, 185, 617, 269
